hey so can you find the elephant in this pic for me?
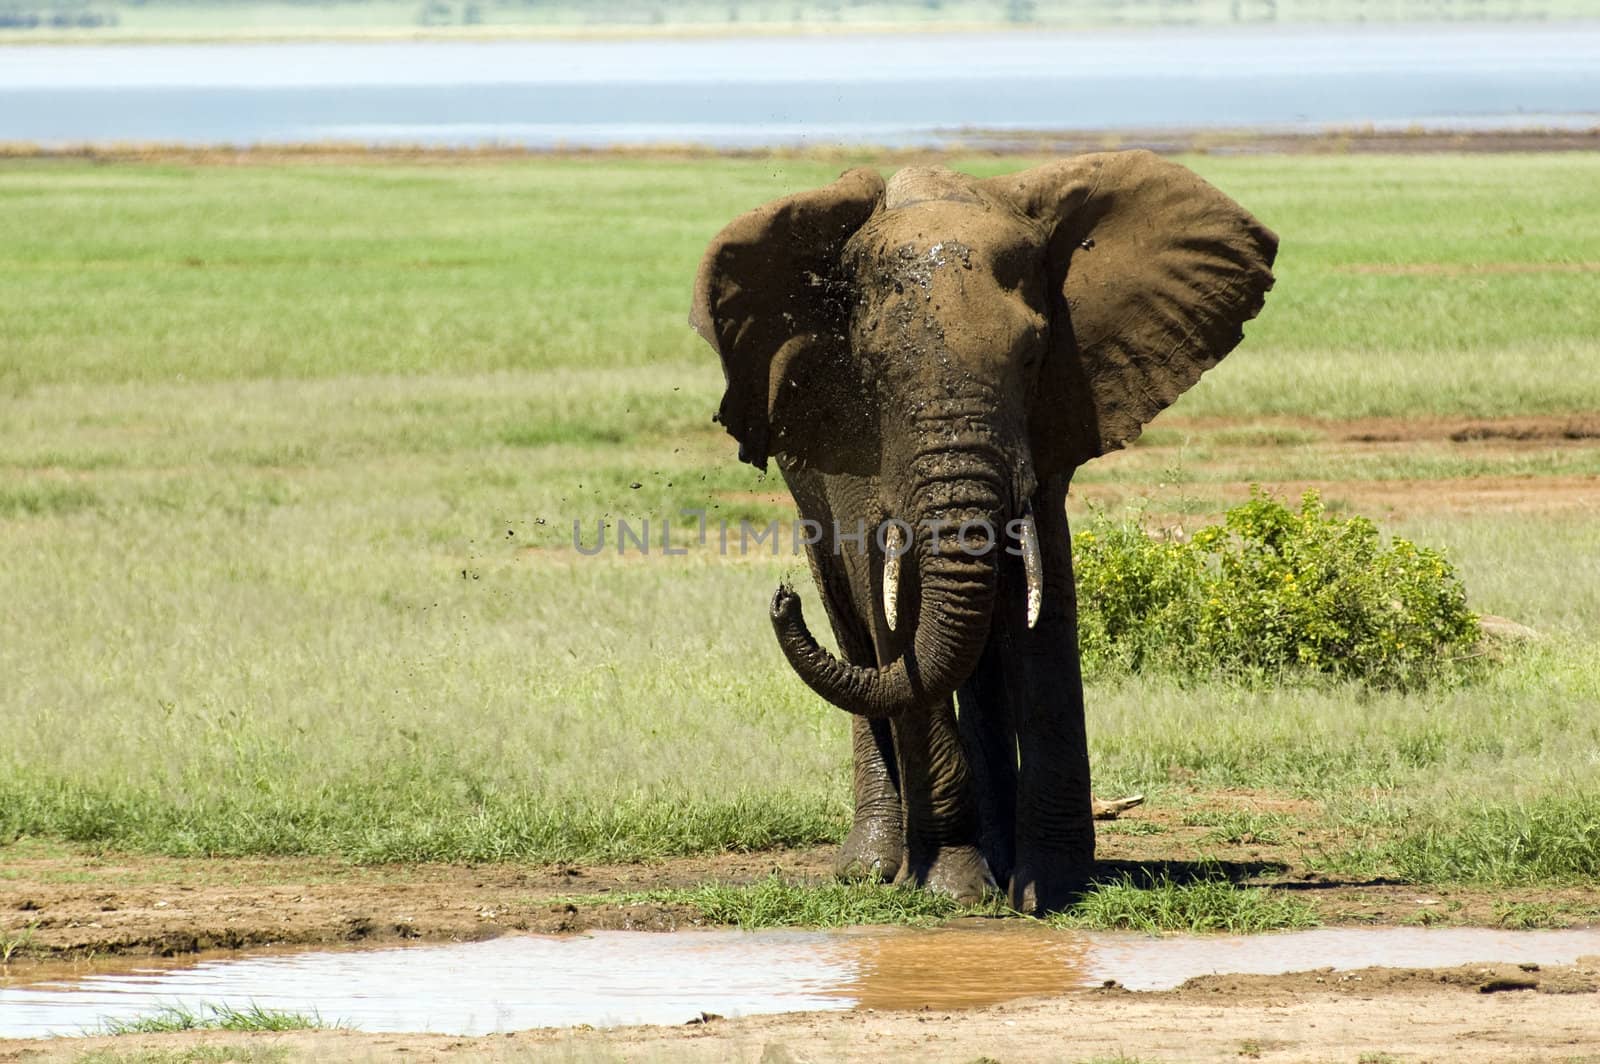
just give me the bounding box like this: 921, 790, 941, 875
690, 151, 1277, 913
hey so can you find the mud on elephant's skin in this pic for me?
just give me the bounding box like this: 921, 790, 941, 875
690, 151, 1277, 912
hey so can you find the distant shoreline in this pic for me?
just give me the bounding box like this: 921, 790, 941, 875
3, 126, 1596, 161
3, 17, 1595, 48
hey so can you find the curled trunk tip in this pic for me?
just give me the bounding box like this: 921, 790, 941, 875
769, 508, 1000, 719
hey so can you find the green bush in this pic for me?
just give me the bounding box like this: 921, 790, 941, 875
1072, 489, 1481, 688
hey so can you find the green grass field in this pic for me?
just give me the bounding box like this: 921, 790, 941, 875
2, 152, 1599, 893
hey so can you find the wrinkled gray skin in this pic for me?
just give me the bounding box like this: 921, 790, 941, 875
692, 152, 1277, 912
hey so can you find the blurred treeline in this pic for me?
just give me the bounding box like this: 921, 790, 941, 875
0, 0, 1588, 35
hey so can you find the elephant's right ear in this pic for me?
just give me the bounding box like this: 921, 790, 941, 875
691, 167, 884, 471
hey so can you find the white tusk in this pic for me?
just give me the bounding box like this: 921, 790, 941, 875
1019, 506, 1043, 629
882, 523, 903, 632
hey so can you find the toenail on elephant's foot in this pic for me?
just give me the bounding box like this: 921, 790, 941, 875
834, 819, 903, 883
900, 845, 996, 905
1009, 850, 1094, 915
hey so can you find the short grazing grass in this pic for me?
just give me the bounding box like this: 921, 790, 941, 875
1492, 901, 1596, 930
613, 875, 1000, 928
1, 154, 1598, 890
1089, 647, 1600, 797
1, 920, 39, 962
604, 874, 1316, 932
4, 154, 1600, 417
1081, 440, 1600, 487
1333, 794, 1600, 885
1049, 875, 1319, 934
77, 1049, 289, 1064
0, 483, 99, 517
1098, 820, 1167, 837
0, 782, 847, 863
96, 1002, 332, 1034
1388, 513, 1600, 639
1203, 426, 1326, 448
1180, 811, 1292, 846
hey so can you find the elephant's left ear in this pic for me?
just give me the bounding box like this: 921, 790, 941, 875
691, 167, 885, 471
979, 151, 1278, 473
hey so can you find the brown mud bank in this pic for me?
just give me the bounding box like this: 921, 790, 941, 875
3, 959, 1598, 1063
5, 792, 1598, 966
1, 126, 1596, 167
0, 845, 828, 964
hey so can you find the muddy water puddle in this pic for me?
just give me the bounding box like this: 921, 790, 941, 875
5, 923, 1600, 1038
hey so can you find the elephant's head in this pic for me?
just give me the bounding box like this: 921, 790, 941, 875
691, 151, 1277, 719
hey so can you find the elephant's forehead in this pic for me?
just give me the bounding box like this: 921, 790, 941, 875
884, 166, 979, 209
850, 197, 1033, 279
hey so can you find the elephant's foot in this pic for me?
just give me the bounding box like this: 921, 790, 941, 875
834, 812, 904, 883
899, 844, 996, 904
1009, 843, 1095, 915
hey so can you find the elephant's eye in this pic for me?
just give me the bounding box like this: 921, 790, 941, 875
1016, 314, 1049, 370
989, 242, 1039, 292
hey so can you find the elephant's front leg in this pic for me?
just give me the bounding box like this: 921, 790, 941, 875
836, 715, 904, 882
1007, 475, 1096, 914
794, 521, 904, 883
893, 696, 995, 903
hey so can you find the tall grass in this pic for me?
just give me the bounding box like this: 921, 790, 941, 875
95, 1003, 333, 1035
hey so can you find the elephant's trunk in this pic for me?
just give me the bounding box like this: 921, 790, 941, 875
770, 450, 1004, 718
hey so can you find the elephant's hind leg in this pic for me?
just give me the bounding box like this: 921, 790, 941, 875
1006, 477, 1096, 914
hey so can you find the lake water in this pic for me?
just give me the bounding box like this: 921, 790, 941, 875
1, 24, 1598, 148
